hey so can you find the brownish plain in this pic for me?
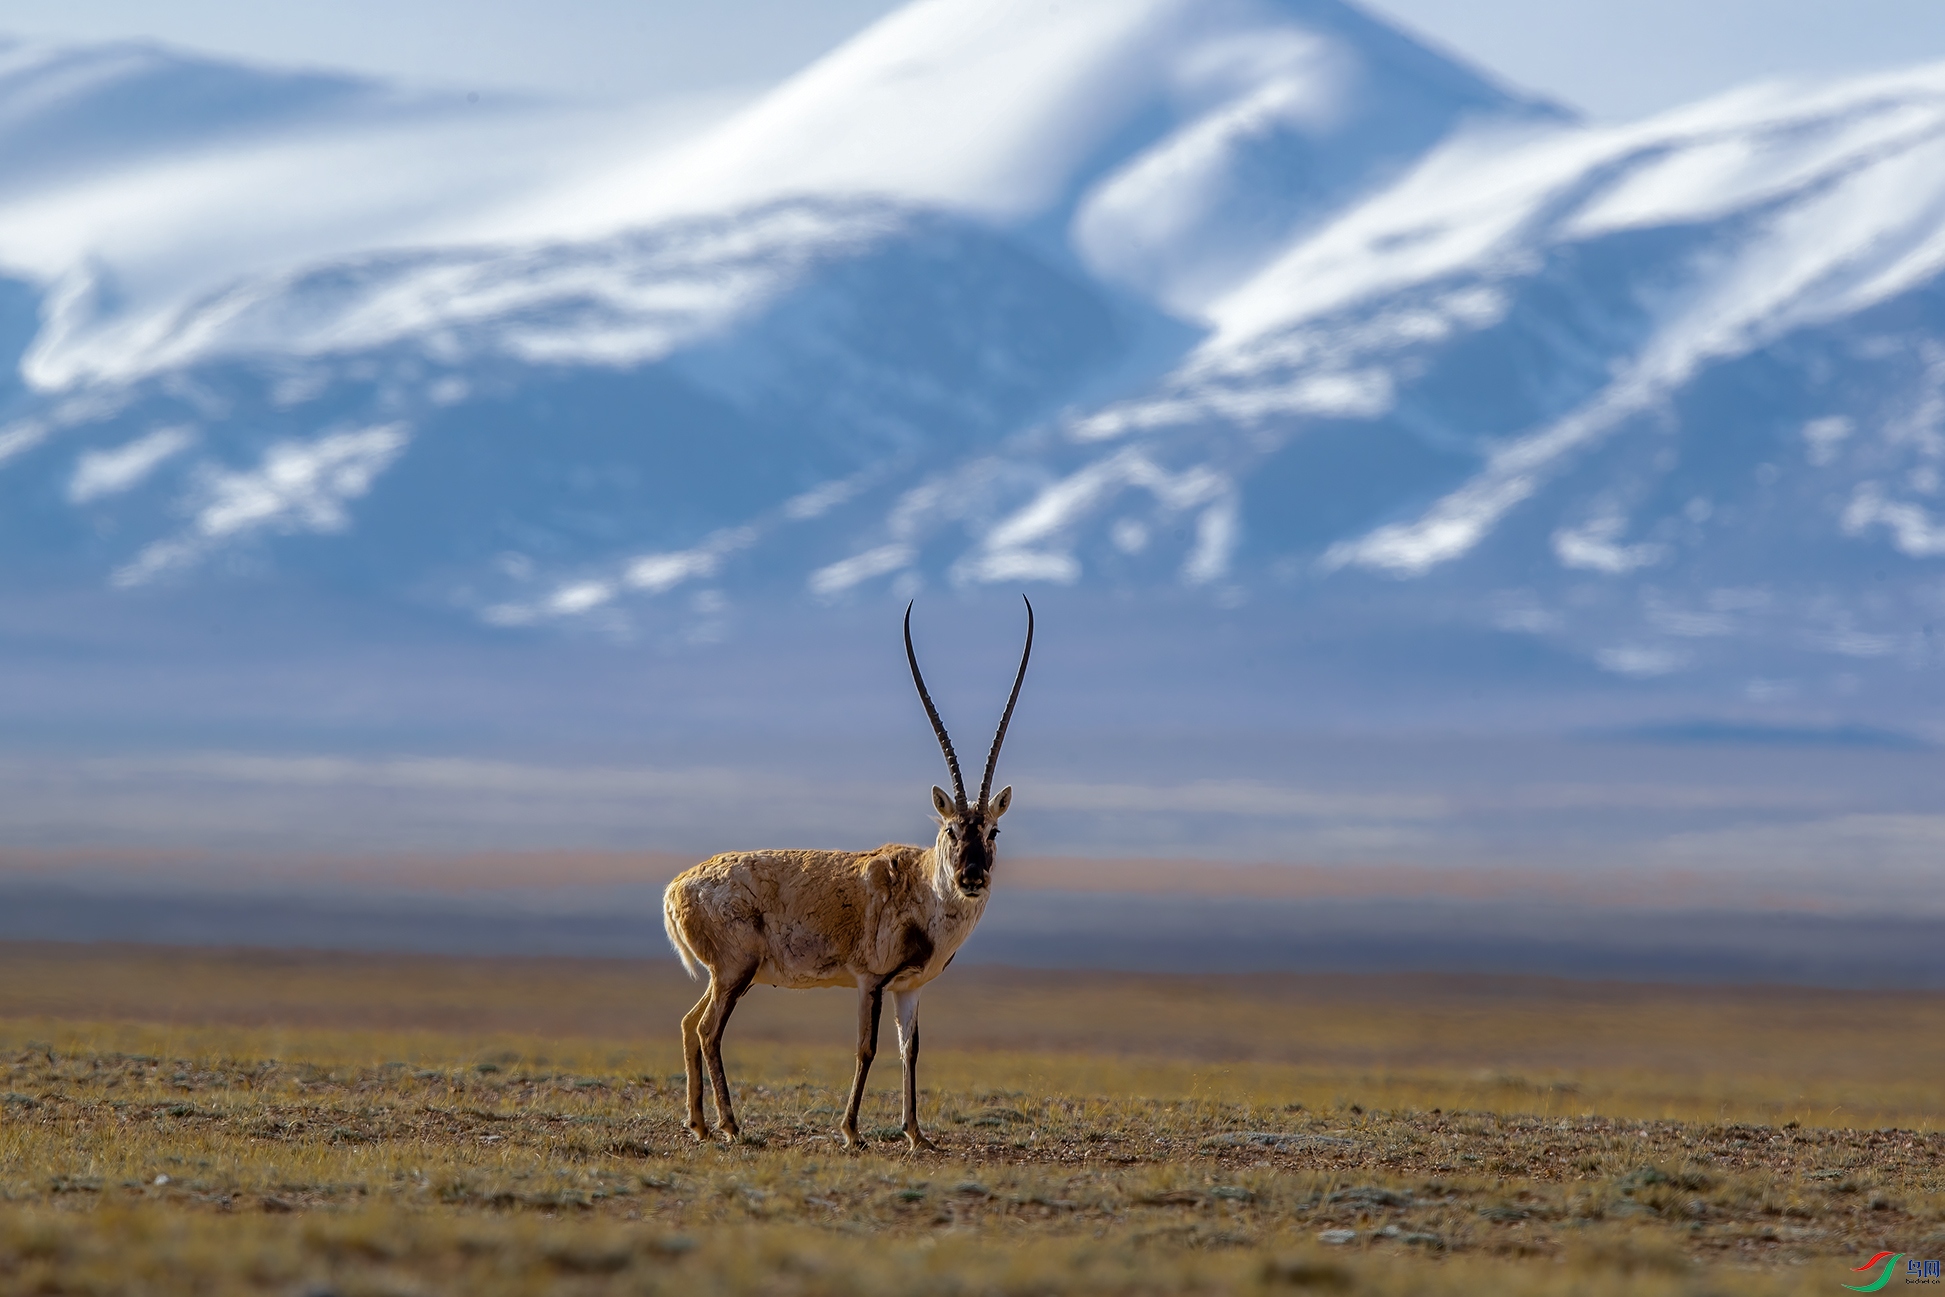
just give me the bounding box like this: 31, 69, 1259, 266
0, 941, 1940, 1295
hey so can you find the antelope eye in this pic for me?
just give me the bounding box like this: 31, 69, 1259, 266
944, 827, 957, 839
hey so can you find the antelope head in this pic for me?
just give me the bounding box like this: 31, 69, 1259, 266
905, 597, 1034, 900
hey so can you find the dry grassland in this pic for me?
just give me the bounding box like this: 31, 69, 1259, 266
0, 943, 1940, 1295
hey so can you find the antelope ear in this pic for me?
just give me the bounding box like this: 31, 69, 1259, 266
931, 785, 956, 817
989, 786, 1013, 817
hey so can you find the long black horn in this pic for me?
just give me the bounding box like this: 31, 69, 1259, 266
978, 595, 1034, 811
905, 601, 967, 808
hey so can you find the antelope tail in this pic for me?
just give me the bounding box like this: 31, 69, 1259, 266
662, 884, 703, 980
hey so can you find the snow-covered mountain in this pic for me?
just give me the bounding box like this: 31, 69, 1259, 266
8, 0, 1945, 727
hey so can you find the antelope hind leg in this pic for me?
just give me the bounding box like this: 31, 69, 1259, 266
680, 991, 711, 1140
841, 978, 887, 1150
700, 963, 757, 1141
893, 988, 938, 1152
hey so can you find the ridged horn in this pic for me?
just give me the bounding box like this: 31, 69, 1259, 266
904, 601, 967, 808
977, 595, 1034, 811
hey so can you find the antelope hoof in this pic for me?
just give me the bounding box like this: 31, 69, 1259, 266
685, 1120, 710, 1143
905, 1130, 940, 1153
840, 1128, 865, 1151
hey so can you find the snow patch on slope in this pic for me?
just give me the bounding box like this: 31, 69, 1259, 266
292, 0, 1548, 317
67, 425, 195, 502
1162, 63, 1945, 575
114, 424, 408, 586
25, 203, 904, 388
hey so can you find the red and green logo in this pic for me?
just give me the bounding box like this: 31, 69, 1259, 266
1846, 1252, 1904, 1291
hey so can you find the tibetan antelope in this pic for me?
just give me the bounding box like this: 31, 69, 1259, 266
662, 597, 1033, 1150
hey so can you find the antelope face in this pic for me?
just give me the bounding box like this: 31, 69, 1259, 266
931, 785, 1012, 898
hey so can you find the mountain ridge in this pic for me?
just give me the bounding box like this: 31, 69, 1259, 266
4, 1, 1945, 727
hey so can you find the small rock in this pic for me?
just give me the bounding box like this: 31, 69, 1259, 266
1137, 1189, 1204, 1206
152, 1174, 170, 1186
1261, 1258, 1351, 1290
1318, 1228, 1357, 1245
544, 1243, 632, 1275
1327, 1186, 1411, 1208
646, 1235, 696, 1257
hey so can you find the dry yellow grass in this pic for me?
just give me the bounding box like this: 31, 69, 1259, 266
0, 943, 1940, 1295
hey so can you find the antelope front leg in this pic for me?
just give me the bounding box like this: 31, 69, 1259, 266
841, 977, 887, 1150
893, 988, 938, 1152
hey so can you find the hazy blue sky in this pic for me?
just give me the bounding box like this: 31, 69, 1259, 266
3, 0, 1943, 120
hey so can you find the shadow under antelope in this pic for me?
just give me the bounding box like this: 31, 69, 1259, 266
662, 597, 1033, 1149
